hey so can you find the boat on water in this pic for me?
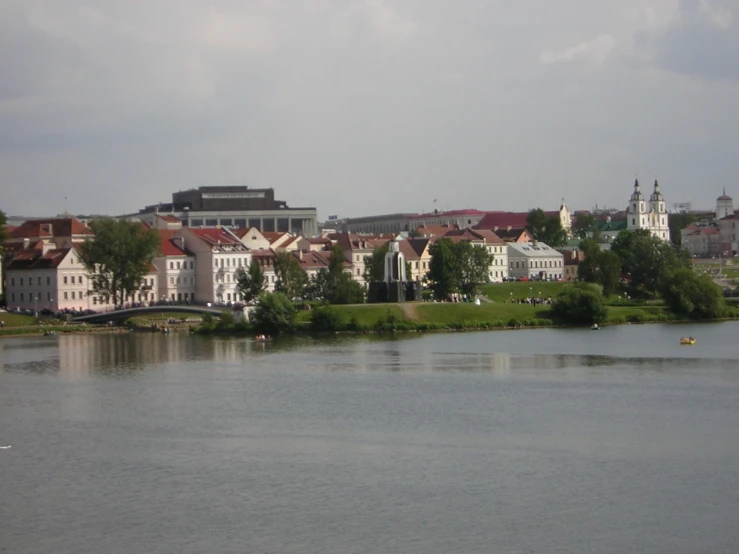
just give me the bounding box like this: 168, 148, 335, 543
255, 334, 271, 342
680, 337, 696, 345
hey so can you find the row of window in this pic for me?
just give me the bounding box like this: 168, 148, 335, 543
510, 259, 563, 269
214, 257, 248, 268
8, 292, 53, 302
170, 277, 196, 285
169, 261, 195, 270
10, 276, 53, 287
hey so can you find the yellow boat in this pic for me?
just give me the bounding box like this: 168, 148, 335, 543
680, 337, 696, 345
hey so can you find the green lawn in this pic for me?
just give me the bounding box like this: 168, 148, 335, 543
0, 312, 41, 327
295, 304, 408, 326
416, 302, 550, 324
480, 281, 569, 302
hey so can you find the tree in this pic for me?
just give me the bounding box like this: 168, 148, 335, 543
526, 208, 567, 247
363, 243, 389, 283
274, 252, 308, 300
78, 218, 160, 306
577, 240, 621, 296
427, 239, 493, 299
251, 292, 296, 335
457, 241, 494, 296
427, 238, 461, 299
572, 212, 597, 239
668, 212, 697, 246
0, 209, 7, 245
611, 229, 689, 294
236, 260, 265, 303
320, 245, 365, 304
551, 283, 607, 324
660, 268, 725, 319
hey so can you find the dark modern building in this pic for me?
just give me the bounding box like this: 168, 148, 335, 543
131, 186, 318, 236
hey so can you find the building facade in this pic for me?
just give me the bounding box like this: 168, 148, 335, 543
626, 179, 669, 241
507, 241, 564, 281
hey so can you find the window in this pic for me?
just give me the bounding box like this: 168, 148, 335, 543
10, 278, 14, 286
20, 277, 24, 286
78, 276, 83, 284
71, 291, 75, 299
190, 261, 194, 269
93, 297, 97, 305
64, 292, 68, 300
177, 262, 181, 269
170, 277, 174, 284
170, 262, 174, 269
20, 293, 24, 301
176, 277, 180, 284
63, 276, 68, 284
191, 277, 195, 284
47, 277, 50, 285
47, 292, 51, 301
11, 293, 15, 301
37, 277, 41, 285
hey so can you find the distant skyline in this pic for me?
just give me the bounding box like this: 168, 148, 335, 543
2, 0, 737, 219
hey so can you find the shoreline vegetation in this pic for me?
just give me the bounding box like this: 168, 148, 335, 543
4, 282, 736, 338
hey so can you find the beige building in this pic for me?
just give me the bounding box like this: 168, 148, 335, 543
507, 241, 564, 281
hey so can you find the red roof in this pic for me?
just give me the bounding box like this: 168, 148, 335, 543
409, 209, 487, 220
4, 246, 73, 270
9, 218, 91, 240
186, 227, 246, 248
156, 230, 189, 257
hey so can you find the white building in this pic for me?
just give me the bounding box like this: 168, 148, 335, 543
716, 190, 734, 221
152, 231, 196, 303
507, 241, 564, 281
626, 179, 669, 241
176, 227, 252, 304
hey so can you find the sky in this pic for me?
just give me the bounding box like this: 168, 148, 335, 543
1, 0, 738, 220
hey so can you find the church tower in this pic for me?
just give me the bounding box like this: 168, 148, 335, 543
627, 179, 647, 231
648, 179, 669, 241
716, 188, 733, 220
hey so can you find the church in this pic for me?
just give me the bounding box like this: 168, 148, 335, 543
626, 179, 669, 241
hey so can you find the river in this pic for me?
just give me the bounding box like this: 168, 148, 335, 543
1, 323, 738, 553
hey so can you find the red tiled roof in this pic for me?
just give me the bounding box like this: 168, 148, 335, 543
414, 224, 458, 237
186, 227, 245, 247
409, 209, 487, 220
9, 217, 91, 240
158, 215, 180, 223
156, 230, 189, 257
4, 246, 73, 270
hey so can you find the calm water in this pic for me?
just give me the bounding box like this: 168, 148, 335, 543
1, 323, 739, 554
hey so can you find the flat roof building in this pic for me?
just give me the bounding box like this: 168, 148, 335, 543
132, 186, 318, 236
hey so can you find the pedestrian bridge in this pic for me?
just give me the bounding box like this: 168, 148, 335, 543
73, 305, 227, 324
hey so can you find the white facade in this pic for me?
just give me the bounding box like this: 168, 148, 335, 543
716, 190, 733, 221
626, 179, 669, 241
507, 241, 564, 280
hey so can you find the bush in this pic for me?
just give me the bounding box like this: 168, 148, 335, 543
310, 305, 345, 332
251, 292, 296, 335
660, 268, 726, 319
551, 283, 607, 324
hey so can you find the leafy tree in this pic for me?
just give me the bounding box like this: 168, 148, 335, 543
668, 212, 697, 246
577, 240, 621, 296
0, 209, 7, 245
551, 282, 607, 324
572, 212, 597, 239
78, 218, 160, 306
250, 292, 296, 335
305, 269, 330, 301
235, 260, 266, 303
427, 238, 461, 299
660, 268, 725, 319
526, 208, 567, 247
427, 239, 492, 299
274, 251, 308, 300
317, 245, 365, 304
364, 243, 389, 282
457, 241, 494, 296
611, 229, 689, 294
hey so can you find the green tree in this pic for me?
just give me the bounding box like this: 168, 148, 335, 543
427, 238, 461, 299
235, 259, 266, 303
321, 245, 365, 304
0, 209, 7, 245
251, 292, 296, 335
274, 251, 308, 300
577, 240, 621, 296
551, 282, 607, 324
660, 268, 725, 319
78, 218, 160, 306
572, 212, 597, 239
611, 229, 689, 294
310, 304, 346, 332
457, 241, 494, 296
526, 208, 567, 247
363, 243, 389, 282
668, 212, 697, 246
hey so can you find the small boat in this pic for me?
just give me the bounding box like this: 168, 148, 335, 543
254, 334, 271, 342
680, 337, 696, 345
591, 324, 600, 330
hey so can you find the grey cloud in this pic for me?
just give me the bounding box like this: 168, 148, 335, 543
641, 0, 739, 81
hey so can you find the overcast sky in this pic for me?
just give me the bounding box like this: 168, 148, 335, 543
1, 0, 737, 219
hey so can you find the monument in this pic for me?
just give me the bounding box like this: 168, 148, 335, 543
367, 238, 421, 303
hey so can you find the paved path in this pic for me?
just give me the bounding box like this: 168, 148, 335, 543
398, 302, 421, 321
